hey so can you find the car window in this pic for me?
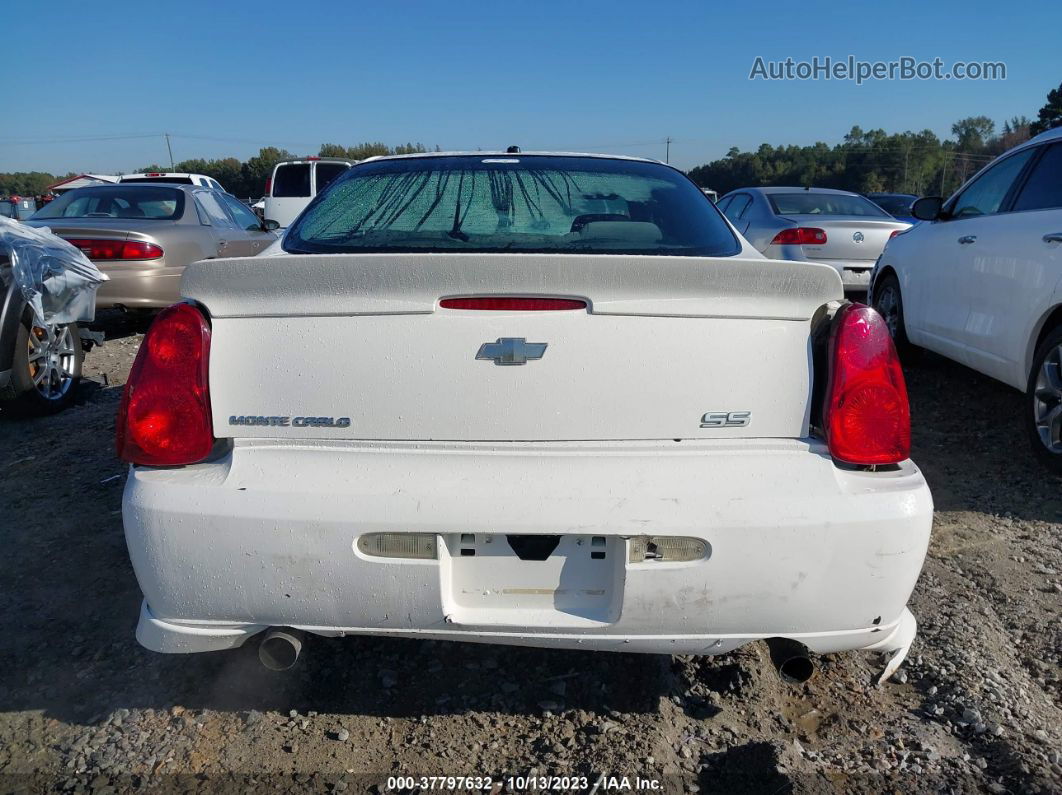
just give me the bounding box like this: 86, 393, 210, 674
715, 195, 734, 214
195, 192, 236, 228
951, 149, 1036, 219
723, 194, 751, 223
314, 162, 349, 193
221, 194, 263, 231
32, 186, 184, 220
0, 202, 15, 219
272, 164, 311, 197
285, 155, 741, 257
869, 195, 916, 216
768, 193, 890, 217
1012, 144, 1062, 212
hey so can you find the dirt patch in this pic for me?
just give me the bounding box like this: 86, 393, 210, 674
0, 311, 1059, 793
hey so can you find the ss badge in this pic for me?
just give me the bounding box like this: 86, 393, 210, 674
700, 411, 751, 428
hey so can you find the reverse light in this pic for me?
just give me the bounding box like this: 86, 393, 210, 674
771, 227, 828, 246
357, 533, 437, 559
116, 303, 214, 466
822, 303, 910, 466
440, 297, 587, 311
66, 238, 163, 260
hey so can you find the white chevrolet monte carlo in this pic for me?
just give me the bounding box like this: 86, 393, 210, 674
118, 152, 933, 680
870, 126, 1062, 473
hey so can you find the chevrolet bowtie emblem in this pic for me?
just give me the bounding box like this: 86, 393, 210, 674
476, 337, 548, 366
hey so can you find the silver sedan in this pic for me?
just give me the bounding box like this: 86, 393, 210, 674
717, 187, 911, 291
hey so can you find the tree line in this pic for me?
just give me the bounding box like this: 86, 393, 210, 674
687, 117, 1031, 197
688, 80, 1062, 197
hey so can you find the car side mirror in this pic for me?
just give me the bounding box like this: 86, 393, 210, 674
263, 219, 280, 231
912, 196, 945, 221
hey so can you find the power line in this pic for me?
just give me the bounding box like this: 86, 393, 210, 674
0, 133, 161, 145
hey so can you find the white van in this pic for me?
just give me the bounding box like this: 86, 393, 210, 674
263, 157, 354, 229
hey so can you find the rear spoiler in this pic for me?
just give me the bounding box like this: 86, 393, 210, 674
182, 253, 844, 321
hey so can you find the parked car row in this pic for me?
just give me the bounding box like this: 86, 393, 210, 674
10, 132, 1058, 678
11, 129, 1061, 478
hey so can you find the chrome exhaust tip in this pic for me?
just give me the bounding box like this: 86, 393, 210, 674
765, 637, 815, 684
258, 628, 304, 671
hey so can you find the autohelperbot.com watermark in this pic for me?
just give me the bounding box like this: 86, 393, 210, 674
749, 55, 1006, 85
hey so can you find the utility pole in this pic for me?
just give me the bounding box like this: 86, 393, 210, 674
665, 137, 672, 164
903, 145, 910, 193
940, 155, 948, 195
164, 133, 175, 171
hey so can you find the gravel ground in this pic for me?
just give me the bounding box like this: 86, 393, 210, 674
0, 309, 1059, 794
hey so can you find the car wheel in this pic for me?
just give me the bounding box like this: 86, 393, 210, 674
1027, 325, 1062, 476
872, 274, 919, 358
8, 315, 83, 416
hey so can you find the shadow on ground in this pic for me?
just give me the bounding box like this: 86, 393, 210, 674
905, 351, 1062, 522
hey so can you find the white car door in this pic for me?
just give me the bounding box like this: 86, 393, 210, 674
961, 141, 1062, 388
908, 147, 1037, 364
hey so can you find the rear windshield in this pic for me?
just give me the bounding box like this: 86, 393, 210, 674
284, 155, 740, 256
768, 193, 890, 217
32, 186, 184, 220
121, 175, 195, 185
272, 163, 311, 197
867, 195, 916, 216
315, 162, 349, 192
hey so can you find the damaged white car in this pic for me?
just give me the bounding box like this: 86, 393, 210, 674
118, 153, 932, 681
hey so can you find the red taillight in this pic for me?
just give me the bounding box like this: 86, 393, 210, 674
889, 229, 903, 239
121, 241, 164, 259
264, 177, 272, 195
771, 227, 828, 246
439, 297, 588, 311
65, 238, 163, 260
822, 304, 910, 466
116, 303, 214, 467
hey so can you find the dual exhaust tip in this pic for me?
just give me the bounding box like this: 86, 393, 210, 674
255, 629, 814, 683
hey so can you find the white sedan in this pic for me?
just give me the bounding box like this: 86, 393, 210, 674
117, 152, 932, 681
871, 126, 1062, 473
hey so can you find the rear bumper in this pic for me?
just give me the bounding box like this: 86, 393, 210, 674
94, 263, 183, 309
123, 439, 933, 655
762, 247, 875, 290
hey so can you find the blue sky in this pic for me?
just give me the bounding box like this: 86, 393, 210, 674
2, 0, 1059, 175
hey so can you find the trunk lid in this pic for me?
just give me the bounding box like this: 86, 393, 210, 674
183, 253, 841, 442
24, 219, 170, 245
779, 216, 908, 262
